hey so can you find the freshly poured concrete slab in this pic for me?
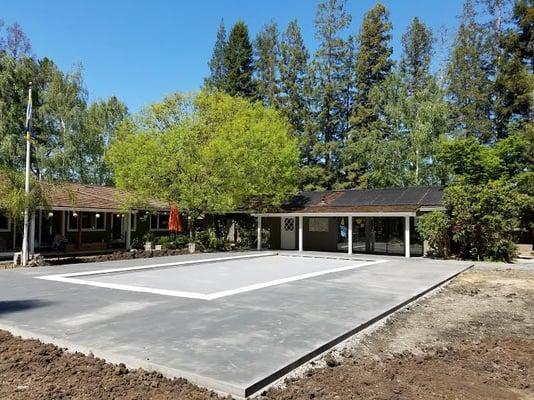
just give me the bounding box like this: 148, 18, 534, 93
0, 252, 469, 398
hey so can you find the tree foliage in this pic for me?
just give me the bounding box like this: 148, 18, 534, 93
107, 92, 299, 236
445, 181, 531, 261
254, 21, 280, 107
223, 21, 256, 98
309, 0, 352, 189
204, 20, 227, 91
417, 211, 450, 258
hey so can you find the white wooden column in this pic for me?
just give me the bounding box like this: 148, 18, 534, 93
12, 220, 16, 249
38, 210, 42, 249
405, 216, 410, 258
348, 216, 353, 255
125, 212, 132, 250
29, 212, 35, 255
298, 215, 303, 252
256, 216, 262, 251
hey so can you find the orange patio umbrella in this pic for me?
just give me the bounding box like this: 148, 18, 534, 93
168, 203, 183, 233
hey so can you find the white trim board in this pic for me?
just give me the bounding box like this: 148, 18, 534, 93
37, 254, 387, 301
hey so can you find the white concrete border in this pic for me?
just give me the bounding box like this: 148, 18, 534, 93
37, 254, 387, 301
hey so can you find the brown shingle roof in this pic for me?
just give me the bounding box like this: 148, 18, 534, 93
44, 183, 168, 211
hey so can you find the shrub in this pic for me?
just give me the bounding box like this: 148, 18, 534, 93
131, 237, 144, 250
445, 181, 529, 261
417, 211, 450, 258
156, 235, 190, 249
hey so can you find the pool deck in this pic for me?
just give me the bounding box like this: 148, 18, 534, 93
0, 251, 470, 398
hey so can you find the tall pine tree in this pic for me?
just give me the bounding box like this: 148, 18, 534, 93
447, 0, 494, 142
223, 21, 256, 99
279, 20, 313, 166
309, 0, 352, 190
400, 17, 433, 95
343, 3, 393, 188
494, 0, 533, 136
350, 3, 393, 131
254, 21, 280, 107
204, 20, 227, 91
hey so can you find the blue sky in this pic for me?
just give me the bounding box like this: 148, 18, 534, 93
2, 1, 464, 112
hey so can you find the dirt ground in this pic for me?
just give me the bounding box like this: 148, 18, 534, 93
1, 265, 533, 400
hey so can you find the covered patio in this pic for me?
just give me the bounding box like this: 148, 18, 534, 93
253, 186, 445, 258
0, 182, 169, 259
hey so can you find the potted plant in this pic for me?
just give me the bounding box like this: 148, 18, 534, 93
143, 232, 155, 251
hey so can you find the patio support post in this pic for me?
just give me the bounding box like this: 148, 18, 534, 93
12, 220, 16, 249
256, 216, 262, 251
38, 210, 42, 249
348, 216, 353, 255
298, 215, 303, 252
29, 212, 35, 255
125, 212, 131, 250
405, 216, 410, 258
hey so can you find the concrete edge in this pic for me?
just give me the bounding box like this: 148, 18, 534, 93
244, 263, 474, 398
0, 323, 247, 399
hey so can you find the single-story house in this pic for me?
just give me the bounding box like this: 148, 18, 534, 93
254, 186, 446, 257
0, 183, 170, 254
1, 183, 445, 258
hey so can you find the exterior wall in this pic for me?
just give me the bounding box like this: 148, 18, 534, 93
303, 217, 339, 252
263, 217, 281, 250
0, 215, 14, 251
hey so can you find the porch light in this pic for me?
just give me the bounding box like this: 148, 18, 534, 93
116, 213, 121, 217
72, 212, 78, 217
95, 213, 101, 219
48, 212, 54, 218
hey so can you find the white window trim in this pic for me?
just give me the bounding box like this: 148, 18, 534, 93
0, 214, 10, 232
67, 212, 107, 232
149, 213, 169, 231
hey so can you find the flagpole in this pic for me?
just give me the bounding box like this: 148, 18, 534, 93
21, 82, 32, 266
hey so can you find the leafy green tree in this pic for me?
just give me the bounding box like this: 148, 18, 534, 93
417, 211, 450, 258
36, 64, 87, 181
396, 19, 449, 186
204, 20, 227, 91
223, 21, 256, 98
0, 53, 38, 168
0, 166, 51, 223
437, 137, 503, 184
254, 21, 280, 107
0, 21, 32, 59
78, 96, 128, 185
447, 1, 494, 142
108, 91, 299, 238
310, 0, 352, 189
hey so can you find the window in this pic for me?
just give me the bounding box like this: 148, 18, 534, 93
0, 213, 10, 232
67, 212, 106, 231
308, 218, 329, 232
150, 213, 169, 231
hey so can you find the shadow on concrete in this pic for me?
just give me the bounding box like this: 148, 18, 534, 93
0, 300, 53, 315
